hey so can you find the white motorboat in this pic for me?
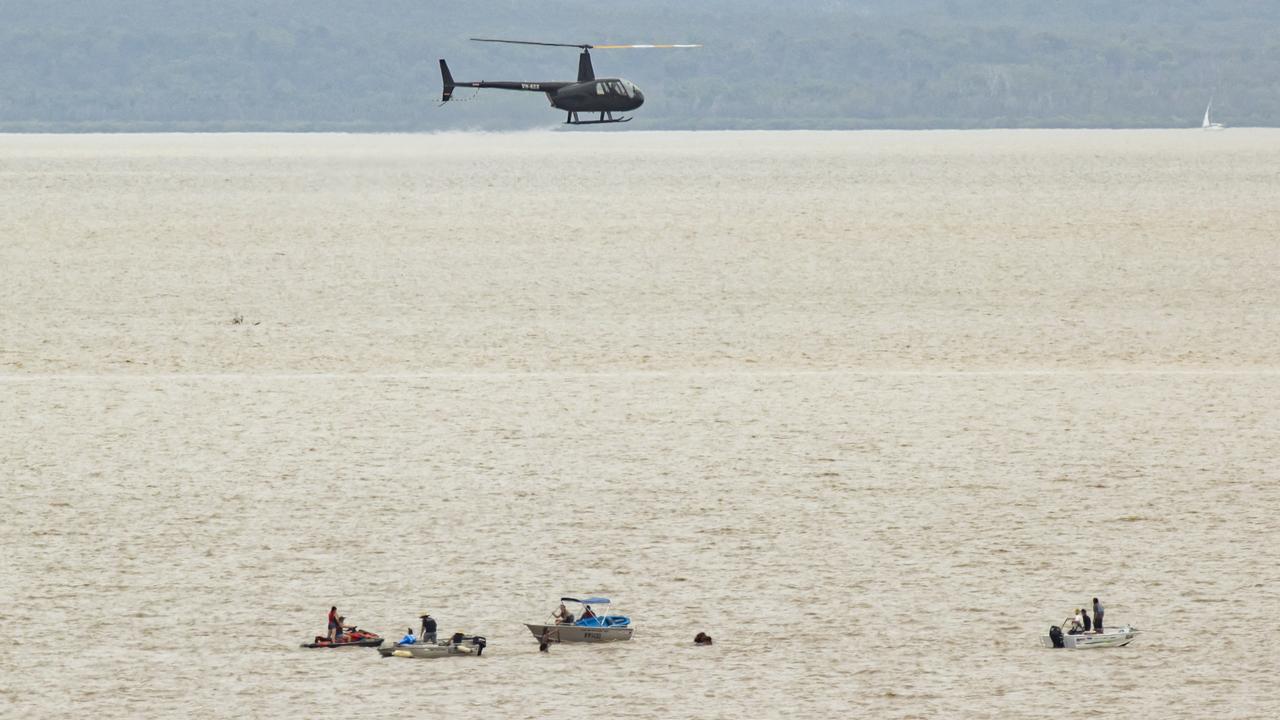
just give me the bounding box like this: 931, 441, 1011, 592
1042, 624, 1139, 649
378, 633, 487, 659
526, 596, 634, 643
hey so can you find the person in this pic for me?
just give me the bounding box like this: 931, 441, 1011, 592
419, 613, 438, 644
398, 627, 416, 645
1081, 608, 1092, 632
1093, 598, 1104, 633
580, 604, 597, 621
327, 606, 340, 642
694, 632, 713, 646
1064, 610, 1084, 635
553, 603, 574, 625
335, 616, 348, 641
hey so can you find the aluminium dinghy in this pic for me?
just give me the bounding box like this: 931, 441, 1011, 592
378, 632, 487, 659
1043, 624, 1139, 649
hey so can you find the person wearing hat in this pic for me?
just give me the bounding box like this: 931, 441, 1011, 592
418, 612, 438, 644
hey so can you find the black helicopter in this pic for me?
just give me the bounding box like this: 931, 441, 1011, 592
439, 38, 700, 125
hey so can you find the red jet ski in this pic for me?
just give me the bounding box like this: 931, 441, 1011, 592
301, 628, 382, 648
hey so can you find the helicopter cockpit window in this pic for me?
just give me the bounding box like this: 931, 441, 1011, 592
622, 81, 635, 98
596, 83, 606, 95
612, 81, 625, 95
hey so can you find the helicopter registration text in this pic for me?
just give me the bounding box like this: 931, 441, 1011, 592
520, 83, 542, 90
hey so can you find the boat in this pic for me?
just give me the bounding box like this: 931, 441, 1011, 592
1042, 624, 1139, 649
1202, 98, 1225, 130
378, 633, 487, 659
525, 596, 634, 643
300, 628, 383, 648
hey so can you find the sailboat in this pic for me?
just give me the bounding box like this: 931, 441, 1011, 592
1202, 98, 1225, 130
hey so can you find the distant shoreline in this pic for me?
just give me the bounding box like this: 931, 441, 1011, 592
0, 125, 1273, 134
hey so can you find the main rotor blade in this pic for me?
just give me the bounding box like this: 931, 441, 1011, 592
469, 38, 702, 50
592, 44, 703, 49
470, 38, 590, 49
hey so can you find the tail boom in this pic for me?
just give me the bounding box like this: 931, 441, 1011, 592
437, 58, 570, 102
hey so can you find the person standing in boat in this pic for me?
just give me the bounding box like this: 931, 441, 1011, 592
1093, 598, 1104, 632
552, 603, 574, 625
1081, 607, 1092, 632
419, 613, 438, 643
327, 606, 340, 642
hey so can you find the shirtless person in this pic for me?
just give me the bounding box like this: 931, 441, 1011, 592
552, 603, 574, 625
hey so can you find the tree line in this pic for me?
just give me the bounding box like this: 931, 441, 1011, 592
1, 0, 1276, 130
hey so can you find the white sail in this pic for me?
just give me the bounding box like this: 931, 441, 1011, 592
1202, 97, 1224, 130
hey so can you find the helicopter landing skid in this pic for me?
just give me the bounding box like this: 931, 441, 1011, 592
565, 111, 632, 125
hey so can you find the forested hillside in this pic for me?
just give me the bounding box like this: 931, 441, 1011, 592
1, 0, 1277, 130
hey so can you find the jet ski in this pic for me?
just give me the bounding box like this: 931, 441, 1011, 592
301, 628, 383, 648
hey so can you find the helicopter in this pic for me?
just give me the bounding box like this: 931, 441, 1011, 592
439, 38, 700, 125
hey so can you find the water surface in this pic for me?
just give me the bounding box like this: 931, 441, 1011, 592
2, 130, 1277, 718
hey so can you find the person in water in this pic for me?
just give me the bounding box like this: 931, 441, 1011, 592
327, 606, 340, 642
694, 632, 713, 646
419, 613, 438, 643
1093, 597, 1104, 632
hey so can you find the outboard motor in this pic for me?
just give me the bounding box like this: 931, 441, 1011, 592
471, 636, 487, 656
1049, 625, 1064, 649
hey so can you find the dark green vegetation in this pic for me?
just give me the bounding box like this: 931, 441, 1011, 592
2, 0, 1277, 130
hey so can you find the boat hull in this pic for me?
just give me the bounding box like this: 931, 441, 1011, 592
300, 637, 382, 648
1042, 625, 1139, 649
526, 623, 633, 643
377, 642, 478, 659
